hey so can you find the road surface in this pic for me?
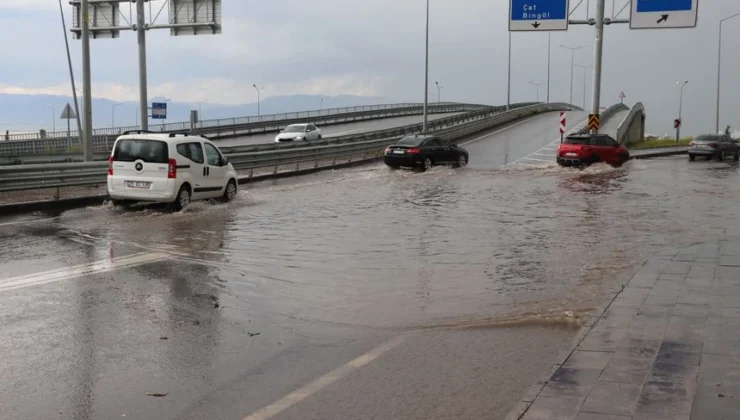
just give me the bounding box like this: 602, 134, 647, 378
2, 117, 738, 419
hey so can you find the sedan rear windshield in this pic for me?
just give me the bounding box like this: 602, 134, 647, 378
695, 135, 724, 142
395, 137, 425, 146
113, 139, 169, 164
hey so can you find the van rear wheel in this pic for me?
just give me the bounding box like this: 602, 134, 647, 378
172, 185, 191, 211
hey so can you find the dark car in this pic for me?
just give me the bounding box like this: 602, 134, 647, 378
688, 134, 740, 161
556, 134, 630, 167
384, 135, 469, 171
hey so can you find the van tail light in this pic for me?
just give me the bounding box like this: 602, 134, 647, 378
407, 148, 421, 155
168, 159, 177, 179
108, 156, 114, 176
708, 142, 719, 149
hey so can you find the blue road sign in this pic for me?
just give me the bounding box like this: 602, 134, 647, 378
636, 0, 692, 13
151, 102, 167, 120
509, 0, 569, 31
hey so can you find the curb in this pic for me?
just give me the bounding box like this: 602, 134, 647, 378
630, 150, 687, 160
0, 195, 108, 216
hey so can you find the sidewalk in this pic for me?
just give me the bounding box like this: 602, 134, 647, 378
507, 238, 740, 420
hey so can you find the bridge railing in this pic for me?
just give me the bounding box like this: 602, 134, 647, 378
0, 102, 576, 194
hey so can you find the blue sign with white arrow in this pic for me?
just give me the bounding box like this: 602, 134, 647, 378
630, 0, 699, 29
509, 0, 570, 32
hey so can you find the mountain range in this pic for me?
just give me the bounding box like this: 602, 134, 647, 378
0, 93, 398, 134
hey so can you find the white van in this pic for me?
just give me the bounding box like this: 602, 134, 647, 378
107, 132, 238, 210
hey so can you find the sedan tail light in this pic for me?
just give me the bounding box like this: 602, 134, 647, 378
689, 141, 695, 147
385, 146, 392, 154
407, 148, 421, 154
108, 156, 114, 176
168, 159, 177, 179
708, 142, 719, 149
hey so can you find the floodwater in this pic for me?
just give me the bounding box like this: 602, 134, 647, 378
7, 155, 739, 332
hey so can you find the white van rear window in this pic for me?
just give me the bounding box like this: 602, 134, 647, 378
113, 139, 169, 164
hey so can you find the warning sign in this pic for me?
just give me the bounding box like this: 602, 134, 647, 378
588, 114, 601, 131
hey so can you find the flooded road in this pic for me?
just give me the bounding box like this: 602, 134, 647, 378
2, 146, 739, 418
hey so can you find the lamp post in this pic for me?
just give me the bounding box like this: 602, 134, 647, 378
574, 64, 593, 110
528, 81, 546, 102
560, 44, 587, 104
198, 99, 208, 121
435, 81, 443, 104
677, 80, 688, 143
253, 84, 265, 117
423, 0, 430, 132
45, 105, 55, 133
716, 12, 740, 134
112, 103, 123, 128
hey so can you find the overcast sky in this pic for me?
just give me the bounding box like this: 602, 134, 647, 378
2, 0, 740, 135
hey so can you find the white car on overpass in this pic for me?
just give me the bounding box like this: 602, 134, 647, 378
274, 124, 322, 143
107, 132, 238, 210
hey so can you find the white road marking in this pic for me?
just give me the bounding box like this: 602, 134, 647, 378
0, 251, 170, 293
508, 118, 588, 166
458, 114, 545, 146
242, 336, 406, 420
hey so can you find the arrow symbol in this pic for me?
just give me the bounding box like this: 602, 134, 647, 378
657, 14, 669, 24
532, 21, 541, 29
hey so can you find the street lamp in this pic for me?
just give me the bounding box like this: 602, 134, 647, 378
574, 64, 593, 110
423, 0, 430, 132
253, 84, 266, 117
677, 80, 688, 142
435, 81, 443, 104
198, 99, 208, 121
112, 103, 123, 128
320, 98, 324, 111
560, 44, 587, 104
716, 12, 740, 134
528, 81, 546, 102
45, 105, 55, 133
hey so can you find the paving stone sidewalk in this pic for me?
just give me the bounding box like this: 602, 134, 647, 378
508, 238, 740, 420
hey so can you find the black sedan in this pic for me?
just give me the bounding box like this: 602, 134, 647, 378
384, 135, 469, 171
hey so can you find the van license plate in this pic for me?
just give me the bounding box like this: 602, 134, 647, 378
126, 181, 151, 189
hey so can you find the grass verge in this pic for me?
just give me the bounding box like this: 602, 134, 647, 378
629, 138, 692, 150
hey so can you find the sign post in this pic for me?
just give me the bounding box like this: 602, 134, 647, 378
60, 103, 77, 153
509, 0, 570, 31
559, 111, 566, 143
630, 0, 699, 29
674, 118, 682, 144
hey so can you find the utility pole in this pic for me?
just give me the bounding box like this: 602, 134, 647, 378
135, 0, 148, 130
590, 0, 605, 132
546, 32, 551, 103
81, 0, 93, 161
677, 80, 688, 142
507, 31, 512, 110
435, 81, 443, 104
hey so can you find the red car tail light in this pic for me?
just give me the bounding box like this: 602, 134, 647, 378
168, 159, 177, 179
108, 156, 114, 176
407, 148, 421, 154
581, 146, 592, 153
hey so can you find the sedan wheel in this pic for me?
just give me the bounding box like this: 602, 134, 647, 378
457, 154, 468, 168
422, 158, 433, 172
718, 151, 725, 161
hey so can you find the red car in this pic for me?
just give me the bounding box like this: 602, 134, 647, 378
557, 134, 630, 167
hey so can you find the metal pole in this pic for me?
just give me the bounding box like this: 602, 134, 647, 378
590, 0, 605, 133
58, 0, 82, 149
507, 31, 512, 110
569, 50, 575, 104
81, 0, 94, 161
716, 21, 723, 133
678, 81, 687, 142
547, 32, 551, 103
136, 0, 149, 131
423, 0, 429, 132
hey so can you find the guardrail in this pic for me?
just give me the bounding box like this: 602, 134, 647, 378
0, 102, 576, 195
0, 102, 494, 157
616, 102, 645, 145
0, 102, 537, 164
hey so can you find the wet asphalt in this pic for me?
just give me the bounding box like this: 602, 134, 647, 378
2, 113, 739, 419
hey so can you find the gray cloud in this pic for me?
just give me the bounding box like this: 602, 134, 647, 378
2, 0, 739, 135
